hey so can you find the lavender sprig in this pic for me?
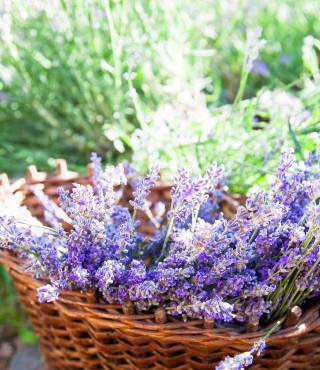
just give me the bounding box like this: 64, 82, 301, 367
234, 26, 265, 104
38, 284, 60, 303
215, 320, 281, 370
129, 164, 160, 219
159, 163, 223, 260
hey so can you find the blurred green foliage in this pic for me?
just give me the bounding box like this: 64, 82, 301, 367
0, 265, 37, 345
1, 0, 320, 181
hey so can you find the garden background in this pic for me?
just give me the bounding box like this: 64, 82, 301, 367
1, 0, 320, 367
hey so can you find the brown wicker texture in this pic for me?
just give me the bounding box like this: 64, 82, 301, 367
2, 161, 319, 370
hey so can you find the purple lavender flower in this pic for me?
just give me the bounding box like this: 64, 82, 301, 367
198, 198, 220, 223
69, 266, 90, 289
168, 163, 223, 228
205, 162, 224, 193
129, 280, 160, 310
90, 152, 103, 188
216, 352, 253, 370
58, 184, 109, 220
251, 339, 266, 356
216, 338, 265, 369
130, 165, 160, 212
251, 60, 270, 77
90, 153, 127, 207
244, 27, 266, 72
95, 260, 127, 302
170, 167, 205, 223
192, 297, 234, 322
37, 284, 60, 303
127, 259, 146, 285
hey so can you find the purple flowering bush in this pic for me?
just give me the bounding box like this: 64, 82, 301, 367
1, 150, 320, 367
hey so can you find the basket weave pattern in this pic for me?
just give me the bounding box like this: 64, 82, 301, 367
1, 162, 320, 369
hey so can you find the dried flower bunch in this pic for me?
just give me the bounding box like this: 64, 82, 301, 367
1, 150, 320, 368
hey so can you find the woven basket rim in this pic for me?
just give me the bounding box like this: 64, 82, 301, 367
1, 250, 319, 346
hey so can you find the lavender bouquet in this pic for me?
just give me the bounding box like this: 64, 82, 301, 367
1, 150, 320, 369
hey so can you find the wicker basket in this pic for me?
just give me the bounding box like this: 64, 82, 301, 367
2, 162, 320, 370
